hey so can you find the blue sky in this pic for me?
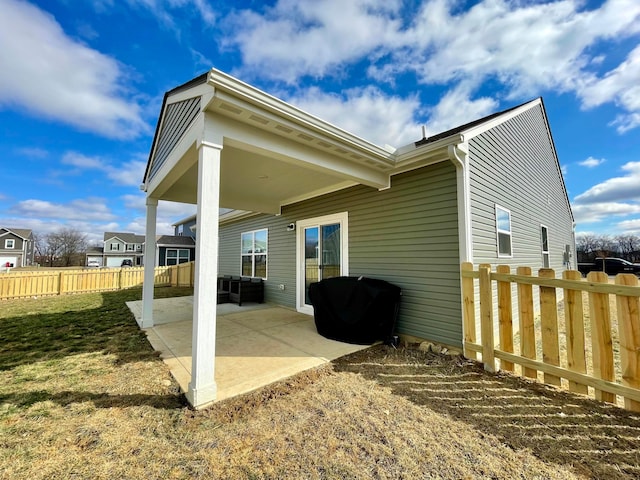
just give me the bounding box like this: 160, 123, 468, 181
1, 0, 639, 245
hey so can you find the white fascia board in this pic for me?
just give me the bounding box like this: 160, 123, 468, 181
104, 236, 126, 244
458, 98, 541, 141
392, 134, 464, 174
207, 69, 393, 163
3, 229, 28, 241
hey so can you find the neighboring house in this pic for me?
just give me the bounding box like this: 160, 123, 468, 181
102, 232, 145, 267
0, 227, 34, 268
173, 210, 233, 239
140, 68, 574, 407
85, 246, 105, 266
156, 235, 196, 265
172, 214, 197, 239
87, 232, 195, 267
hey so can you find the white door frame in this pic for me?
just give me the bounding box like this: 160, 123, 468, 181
296, 211, 349, 315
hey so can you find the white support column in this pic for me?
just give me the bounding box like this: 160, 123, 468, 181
141, 197, 158, 328
186, 140, 222, 408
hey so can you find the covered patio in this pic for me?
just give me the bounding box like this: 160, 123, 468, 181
140, 68, 410, 408
127, 298, 370, 402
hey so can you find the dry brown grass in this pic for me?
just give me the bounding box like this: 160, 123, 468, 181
2, 289, 640, 479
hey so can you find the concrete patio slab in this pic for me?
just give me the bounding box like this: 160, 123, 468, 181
126, 297, 371, 403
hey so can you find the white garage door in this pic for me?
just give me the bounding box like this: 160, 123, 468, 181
0, 256, 18, 268
106, 256, 132, 267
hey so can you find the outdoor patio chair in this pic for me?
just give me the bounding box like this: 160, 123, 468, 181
217, 275, 232, 304
229, 276, 264, 306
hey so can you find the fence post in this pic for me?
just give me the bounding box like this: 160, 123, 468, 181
616, 274, 640, 412
539, 268, 561, 386
497, 265, 514, 371
58, 271, 65, 295
587, 271, 615, 404
517, 266, 537, 379
479, 264, 495, 372
563, 270, 588, 395
461, 262, 477, 360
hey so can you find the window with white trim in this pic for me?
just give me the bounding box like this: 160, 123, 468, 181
110, 243, 120, 251
541, 225, 550, 268
126, 244, 135, 251
166, 248, 190, 265
495, 205, 512, 257
5, 239, 15, 249
241, 229, 268, 278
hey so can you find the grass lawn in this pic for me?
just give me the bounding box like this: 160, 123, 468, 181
1, 287, 640, 479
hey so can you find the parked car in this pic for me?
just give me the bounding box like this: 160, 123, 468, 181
121, 259, 133, 267
87, 260, 101, 268
577, 257, 640, 277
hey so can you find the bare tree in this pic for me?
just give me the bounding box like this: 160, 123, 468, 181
615, 234, 639, 260
33, 228, 87, 267
56, 228, 88, 266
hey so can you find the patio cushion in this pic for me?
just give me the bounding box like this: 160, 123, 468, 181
308, 276, 401, 345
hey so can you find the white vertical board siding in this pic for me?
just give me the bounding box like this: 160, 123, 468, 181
149, 96, 201, 181
469, 104, 573, 271
218, 162, 462, 347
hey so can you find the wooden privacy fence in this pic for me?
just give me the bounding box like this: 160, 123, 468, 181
0, 262, 195, 300
461, 262, 640, 412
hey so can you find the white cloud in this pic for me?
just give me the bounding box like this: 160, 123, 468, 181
223, 0, 640, 131
123, 0, 217, 32
572, 202, 640, 224
13, 198, 117, 222
121, 195, 196, 235
225, 0, 403, 83
15, 147, 50, 159
0, 0, 148, 139
61, 151, 147, 187
617, 218, 640, 234
578, 156, 606, 168
422, 83, 498, 137
574, 161, 640, 203
286, 86, 423, 147
579, 45, 640, 133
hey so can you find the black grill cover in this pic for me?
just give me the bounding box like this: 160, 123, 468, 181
308, 276, 401, 345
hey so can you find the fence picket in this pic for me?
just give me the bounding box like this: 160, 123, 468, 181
497, 265, 514, 371
616, 274, 640, 412
517, 266, 537, 379
563, 270, 588, 395
461, 262, 477, 360
587, 271, 616, 404
539, 268, 561, 386
479, 264, 495, 373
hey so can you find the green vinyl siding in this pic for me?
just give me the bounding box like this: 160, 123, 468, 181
219, 161, 462, 347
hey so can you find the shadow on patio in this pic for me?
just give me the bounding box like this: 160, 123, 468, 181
126, 297, 370, 402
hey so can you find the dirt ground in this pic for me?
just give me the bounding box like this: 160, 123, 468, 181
330, 345, 640, 479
